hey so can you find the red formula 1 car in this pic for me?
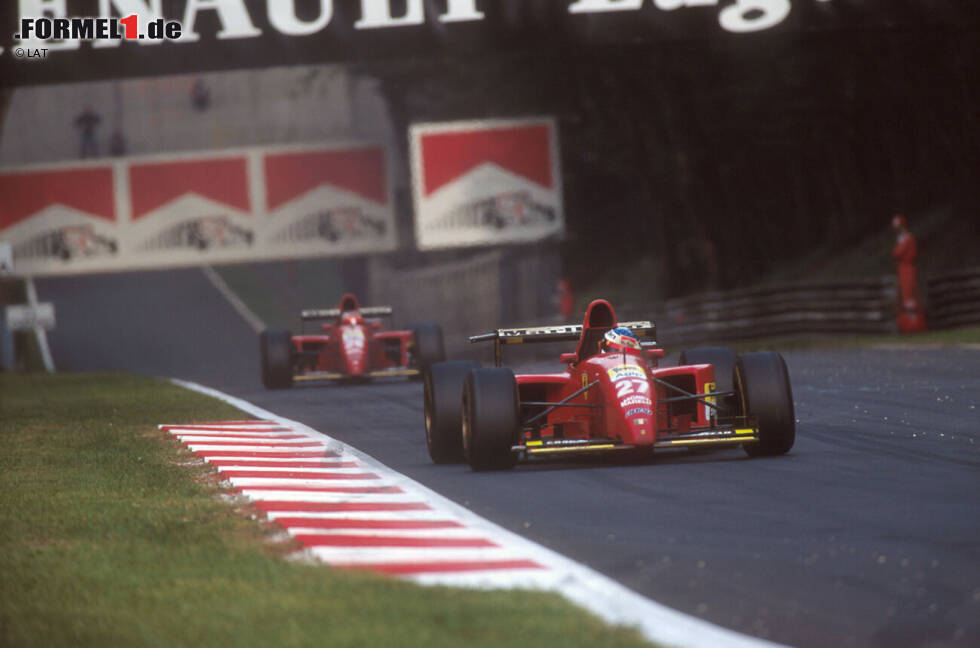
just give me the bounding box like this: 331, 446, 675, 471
259, 293, 445, 388
423, 299, 794, 470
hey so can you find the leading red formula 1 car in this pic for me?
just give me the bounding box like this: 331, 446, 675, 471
423, 299, 794, 470
260, 293, 444, 388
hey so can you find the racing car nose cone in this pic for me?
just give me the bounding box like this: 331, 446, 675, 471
627, 416, 654, 444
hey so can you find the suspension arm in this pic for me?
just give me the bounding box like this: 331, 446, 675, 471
523, 380, 601, 426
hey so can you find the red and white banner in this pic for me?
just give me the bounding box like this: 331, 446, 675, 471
409, 117, 563, 251
0, 142, 395, 276
0, 166, 119, 272
126, 155, 255, 266
264, 146, 394, 257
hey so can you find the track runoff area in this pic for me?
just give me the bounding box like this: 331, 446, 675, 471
166, 380, 784, 648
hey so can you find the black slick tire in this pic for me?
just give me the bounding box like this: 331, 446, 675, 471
260, 329, 294, 389
411, 323, 446, 378
424, 360, 478, 463
462, 367, 520, 471
737, 351, 795, 457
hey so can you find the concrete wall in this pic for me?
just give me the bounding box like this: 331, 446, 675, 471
369, 246, 561, 359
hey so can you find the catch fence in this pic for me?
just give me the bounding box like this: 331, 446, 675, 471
654, 278, 897, 346
926, 266, 980, 330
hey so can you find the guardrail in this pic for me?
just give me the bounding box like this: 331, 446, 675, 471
655, 278, 898, 346
369, 261, 977, 355
926, 266, 980, 329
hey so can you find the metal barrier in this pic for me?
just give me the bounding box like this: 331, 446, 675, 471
926, 267, 980, 330
654, 278, 898, 346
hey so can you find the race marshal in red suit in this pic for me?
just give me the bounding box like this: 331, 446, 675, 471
891, 214, 927, 333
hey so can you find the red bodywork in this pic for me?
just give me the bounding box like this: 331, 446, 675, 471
291, 294, 417, 381
508, 300, 755, 456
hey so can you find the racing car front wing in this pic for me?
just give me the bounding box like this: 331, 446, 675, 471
513, 424, 760, 457
293, 367, 420, 382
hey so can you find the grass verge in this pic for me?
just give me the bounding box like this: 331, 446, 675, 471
703, 325, 980, 354
0, 372, 652, 648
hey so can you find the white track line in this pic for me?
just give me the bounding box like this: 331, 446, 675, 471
231, 479, 384, 488
25, 277, 54, 372
200, 265, 266, 333
284, 527, 478, 538
168, 378, 787, 648
265, 510, 462, 521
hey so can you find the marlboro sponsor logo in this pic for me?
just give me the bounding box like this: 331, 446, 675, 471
16, 223, 118, 262
0, 143, 397, 276
264, 146, 395, 254
425, 191, 556, 232
270, 207, 386, 245
0, 166, 118, 264
127, 156, 253, 253
140, 214, 253, 252
129, 157, 250, 219
410, 118, 564, 251
0, 167, 115, 228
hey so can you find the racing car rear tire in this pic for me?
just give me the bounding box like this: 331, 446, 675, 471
678, 347, 739, 420
412, 323, 446, 377
737, 352, 795, 457
260, 329, 294, 389
424, 361, 479, 463
463, 368, 519, 471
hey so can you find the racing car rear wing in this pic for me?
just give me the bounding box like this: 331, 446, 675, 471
470, 321, 656, 366
300, 306, 393, 321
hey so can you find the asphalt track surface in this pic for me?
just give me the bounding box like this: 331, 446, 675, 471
38, 269, 980, 648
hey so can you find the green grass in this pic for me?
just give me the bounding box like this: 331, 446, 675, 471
14, 330, 45, 372
692, 325, 980, 354
0, 373, 652, 648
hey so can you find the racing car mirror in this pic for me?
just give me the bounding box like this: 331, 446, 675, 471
646, 348, 665, 361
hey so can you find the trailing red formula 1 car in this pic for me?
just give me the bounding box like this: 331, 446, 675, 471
424, 299, 794, 470
260, 293, 444, 388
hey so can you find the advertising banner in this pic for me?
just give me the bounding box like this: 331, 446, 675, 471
126, 155, 255, 266
0, 165, 120, 273
410, 117, 563, 251
0, 142, 395, 276
1, 2, 973, 87
264, 146, 395, 257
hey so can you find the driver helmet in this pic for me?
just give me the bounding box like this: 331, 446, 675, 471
342, 311, 361, 326
601, 327, 641, 354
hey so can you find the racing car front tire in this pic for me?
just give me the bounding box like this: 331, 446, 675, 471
260, 329, 294, 389
737, 352, 795, 457
411, 323, 446, 376
463, 368, 519, 471
424, 361, 479, 463
678, 346, 739, 420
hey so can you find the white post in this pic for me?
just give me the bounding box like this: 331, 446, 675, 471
0, 242, 13, 370
24, 277, 55, 372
